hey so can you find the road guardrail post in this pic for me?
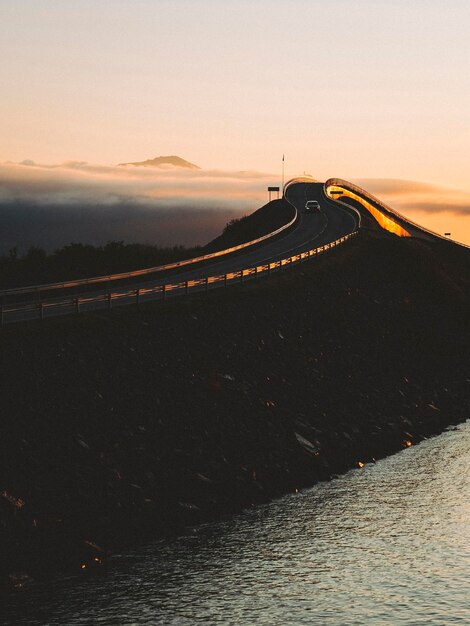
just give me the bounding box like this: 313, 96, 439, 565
136, 289, 140, 305
162, 284, 166, 303
108, 293, 112, 310
75, 298, 80, 313
185, 280, 189, 296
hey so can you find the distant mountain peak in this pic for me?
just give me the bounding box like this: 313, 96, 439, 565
118, 155, 200, 170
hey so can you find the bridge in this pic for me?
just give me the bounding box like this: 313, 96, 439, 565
0, 178, 465, 325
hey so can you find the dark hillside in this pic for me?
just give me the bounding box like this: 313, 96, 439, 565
204, 198, 295, 253
0, 232, 469, 588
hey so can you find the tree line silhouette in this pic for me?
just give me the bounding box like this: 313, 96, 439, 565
0, 199, 293, 289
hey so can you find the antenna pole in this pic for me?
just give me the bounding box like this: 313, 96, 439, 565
282, 154, 285, 197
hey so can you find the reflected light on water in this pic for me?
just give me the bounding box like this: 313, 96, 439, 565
3, 421, 469, 626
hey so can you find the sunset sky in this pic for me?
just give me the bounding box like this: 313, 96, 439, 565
1, 0, 469, 245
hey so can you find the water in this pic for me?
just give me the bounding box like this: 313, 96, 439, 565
3, 421, 469, 625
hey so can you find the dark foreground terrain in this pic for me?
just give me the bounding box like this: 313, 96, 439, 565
0, 231, 469, 589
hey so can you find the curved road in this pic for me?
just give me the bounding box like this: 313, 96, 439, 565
4, 182, 358, 323
146, 182, 356, 286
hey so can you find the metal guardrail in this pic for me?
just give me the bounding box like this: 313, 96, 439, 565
0, 201, 299, 299
322, 181, 362, 229
325, 178, 470, 249
0, 231, 359, 325
284, 176, 319, 193
284, 175, 360, 229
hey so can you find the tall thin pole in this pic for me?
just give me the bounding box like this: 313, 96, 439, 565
282, 154, 285, 197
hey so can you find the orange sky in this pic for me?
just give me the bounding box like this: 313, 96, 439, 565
1, 1, 469, 245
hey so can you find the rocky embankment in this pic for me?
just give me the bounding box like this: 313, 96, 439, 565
0, 231, 469, 589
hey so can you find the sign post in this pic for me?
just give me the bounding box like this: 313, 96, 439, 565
268, 186, 280, 202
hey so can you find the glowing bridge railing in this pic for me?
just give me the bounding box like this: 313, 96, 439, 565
325, 178, 457, 241
325, 180, 410, 237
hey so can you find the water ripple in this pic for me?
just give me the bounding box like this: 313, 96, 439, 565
3, 421, 469, 625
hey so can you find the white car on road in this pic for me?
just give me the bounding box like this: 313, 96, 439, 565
305, 200, 321, 213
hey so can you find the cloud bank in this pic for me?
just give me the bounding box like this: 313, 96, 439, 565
1, 162, 470, 253
0, 161, 274, 253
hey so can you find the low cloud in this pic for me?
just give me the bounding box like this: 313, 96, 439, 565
2, 163, 469, 254
0, 161, 276, 253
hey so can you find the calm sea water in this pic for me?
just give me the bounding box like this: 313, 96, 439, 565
3, 421, 469, 626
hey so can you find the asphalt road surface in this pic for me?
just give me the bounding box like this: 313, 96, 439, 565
4, 182, 358, 323
141, 181, 357, 285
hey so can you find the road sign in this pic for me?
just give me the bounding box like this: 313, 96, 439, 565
268, 186, 280, 201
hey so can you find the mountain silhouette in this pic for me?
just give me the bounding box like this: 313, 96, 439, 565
119, 155, 200, 169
